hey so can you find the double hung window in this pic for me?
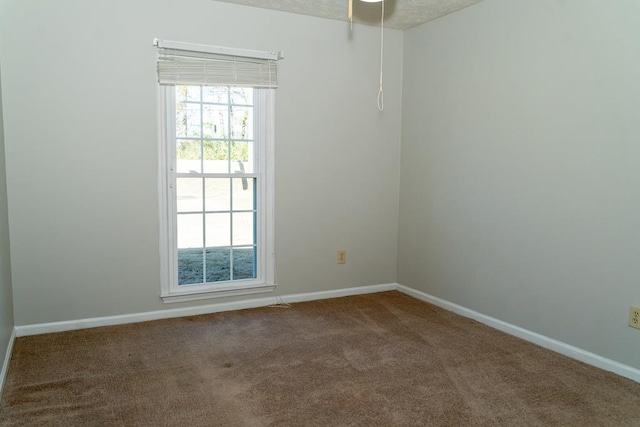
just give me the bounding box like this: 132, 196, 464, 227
156, 40, 280, 302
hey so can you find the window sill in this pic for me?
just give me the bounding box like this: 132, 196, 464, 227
161, 283, 276, 304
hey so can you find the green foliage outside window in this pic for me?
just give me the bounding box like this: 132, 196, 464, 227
177, 140, 248, 162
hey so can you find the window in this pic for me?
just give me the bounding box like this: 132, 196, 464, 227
156, 40, 279, 302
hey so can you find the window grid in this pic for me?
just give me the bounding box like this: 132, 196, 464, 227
175, 86, 257, 285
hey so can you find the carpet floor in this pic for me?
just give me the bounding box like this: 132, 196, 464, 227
2, 291, 640, 426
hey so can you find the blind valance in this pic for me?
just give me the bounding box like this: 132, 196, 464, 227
155, 40, 281, 88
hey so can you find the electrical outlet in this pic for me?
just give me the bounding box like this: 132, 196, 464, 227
629, 306, 640, 330
337, 250, 347, 264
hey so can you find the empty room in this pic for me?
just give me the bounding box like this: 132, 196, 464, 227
1, 0, 640, 425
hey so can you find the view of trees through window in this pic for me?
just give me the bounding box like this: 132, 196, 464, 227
176, 86, 250, 163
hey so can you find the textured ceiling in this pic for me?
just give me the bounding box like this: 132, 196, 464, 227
214, 0, 484, 30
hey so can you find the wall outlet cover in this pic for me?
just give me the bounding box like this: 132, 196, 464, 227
629, 306, 640, 330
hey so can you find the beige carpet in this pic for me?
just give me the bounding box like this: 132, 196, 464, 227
2, 291, 640, 426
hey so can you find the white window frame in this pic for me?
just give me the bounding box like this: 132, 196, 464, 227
158, 86, 276, 304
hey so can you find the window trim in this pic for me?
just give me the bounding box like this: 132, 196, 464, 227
158, 86, 276, 304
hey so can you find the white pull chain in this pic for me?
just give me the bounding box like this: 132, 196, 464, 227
377, 0, 385, 111
348, 0, 353, 30
348, 0, 385, 111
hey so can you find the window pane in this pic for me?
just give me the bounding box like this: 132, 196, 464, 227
232, 178, 255, 211
177, 214, 203, 249
203, 141, 229, 174
187, 86, 201, 101
230, 87, 253, 105
206, 213, 231, 247
176, 140, 201, 174
176, 86, 199, 103
178, 248, 204, 285
233, 247, 256, 280
177, 178, 203, 213
205, 247, 231, 283
230, 142, 254, 174
176, 103, 201, 138
202, 105, 228, 139
232, 212, 255, 246
205, 178, 230, 212
203, 86, 228, 104
175, 103, 186, 138
230, 107, 253, 140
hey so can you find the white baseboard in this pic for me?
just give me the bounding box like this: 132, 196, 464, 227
0, 327, 16, 398
278, 283, 396, 304
396, 284, 640, 384
14, 283, 397, 338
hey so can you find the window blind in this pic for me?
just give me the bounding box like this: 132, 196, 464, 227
156, 44, 279, 88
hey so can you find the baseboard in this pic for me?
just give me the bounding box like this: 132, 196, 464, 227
396, 284, 640, 384
0, 327, 16, 398
277, 283, 396, 304
14, 283, 397, 338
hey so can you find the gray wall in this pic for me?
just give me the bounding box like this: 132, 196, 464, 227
0, 0, 402, 325
0, 61, 15, 376
399, 0, 640, 368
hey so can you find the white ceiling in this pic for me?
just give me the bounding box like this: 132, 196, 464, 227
214, 0, 484, 30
